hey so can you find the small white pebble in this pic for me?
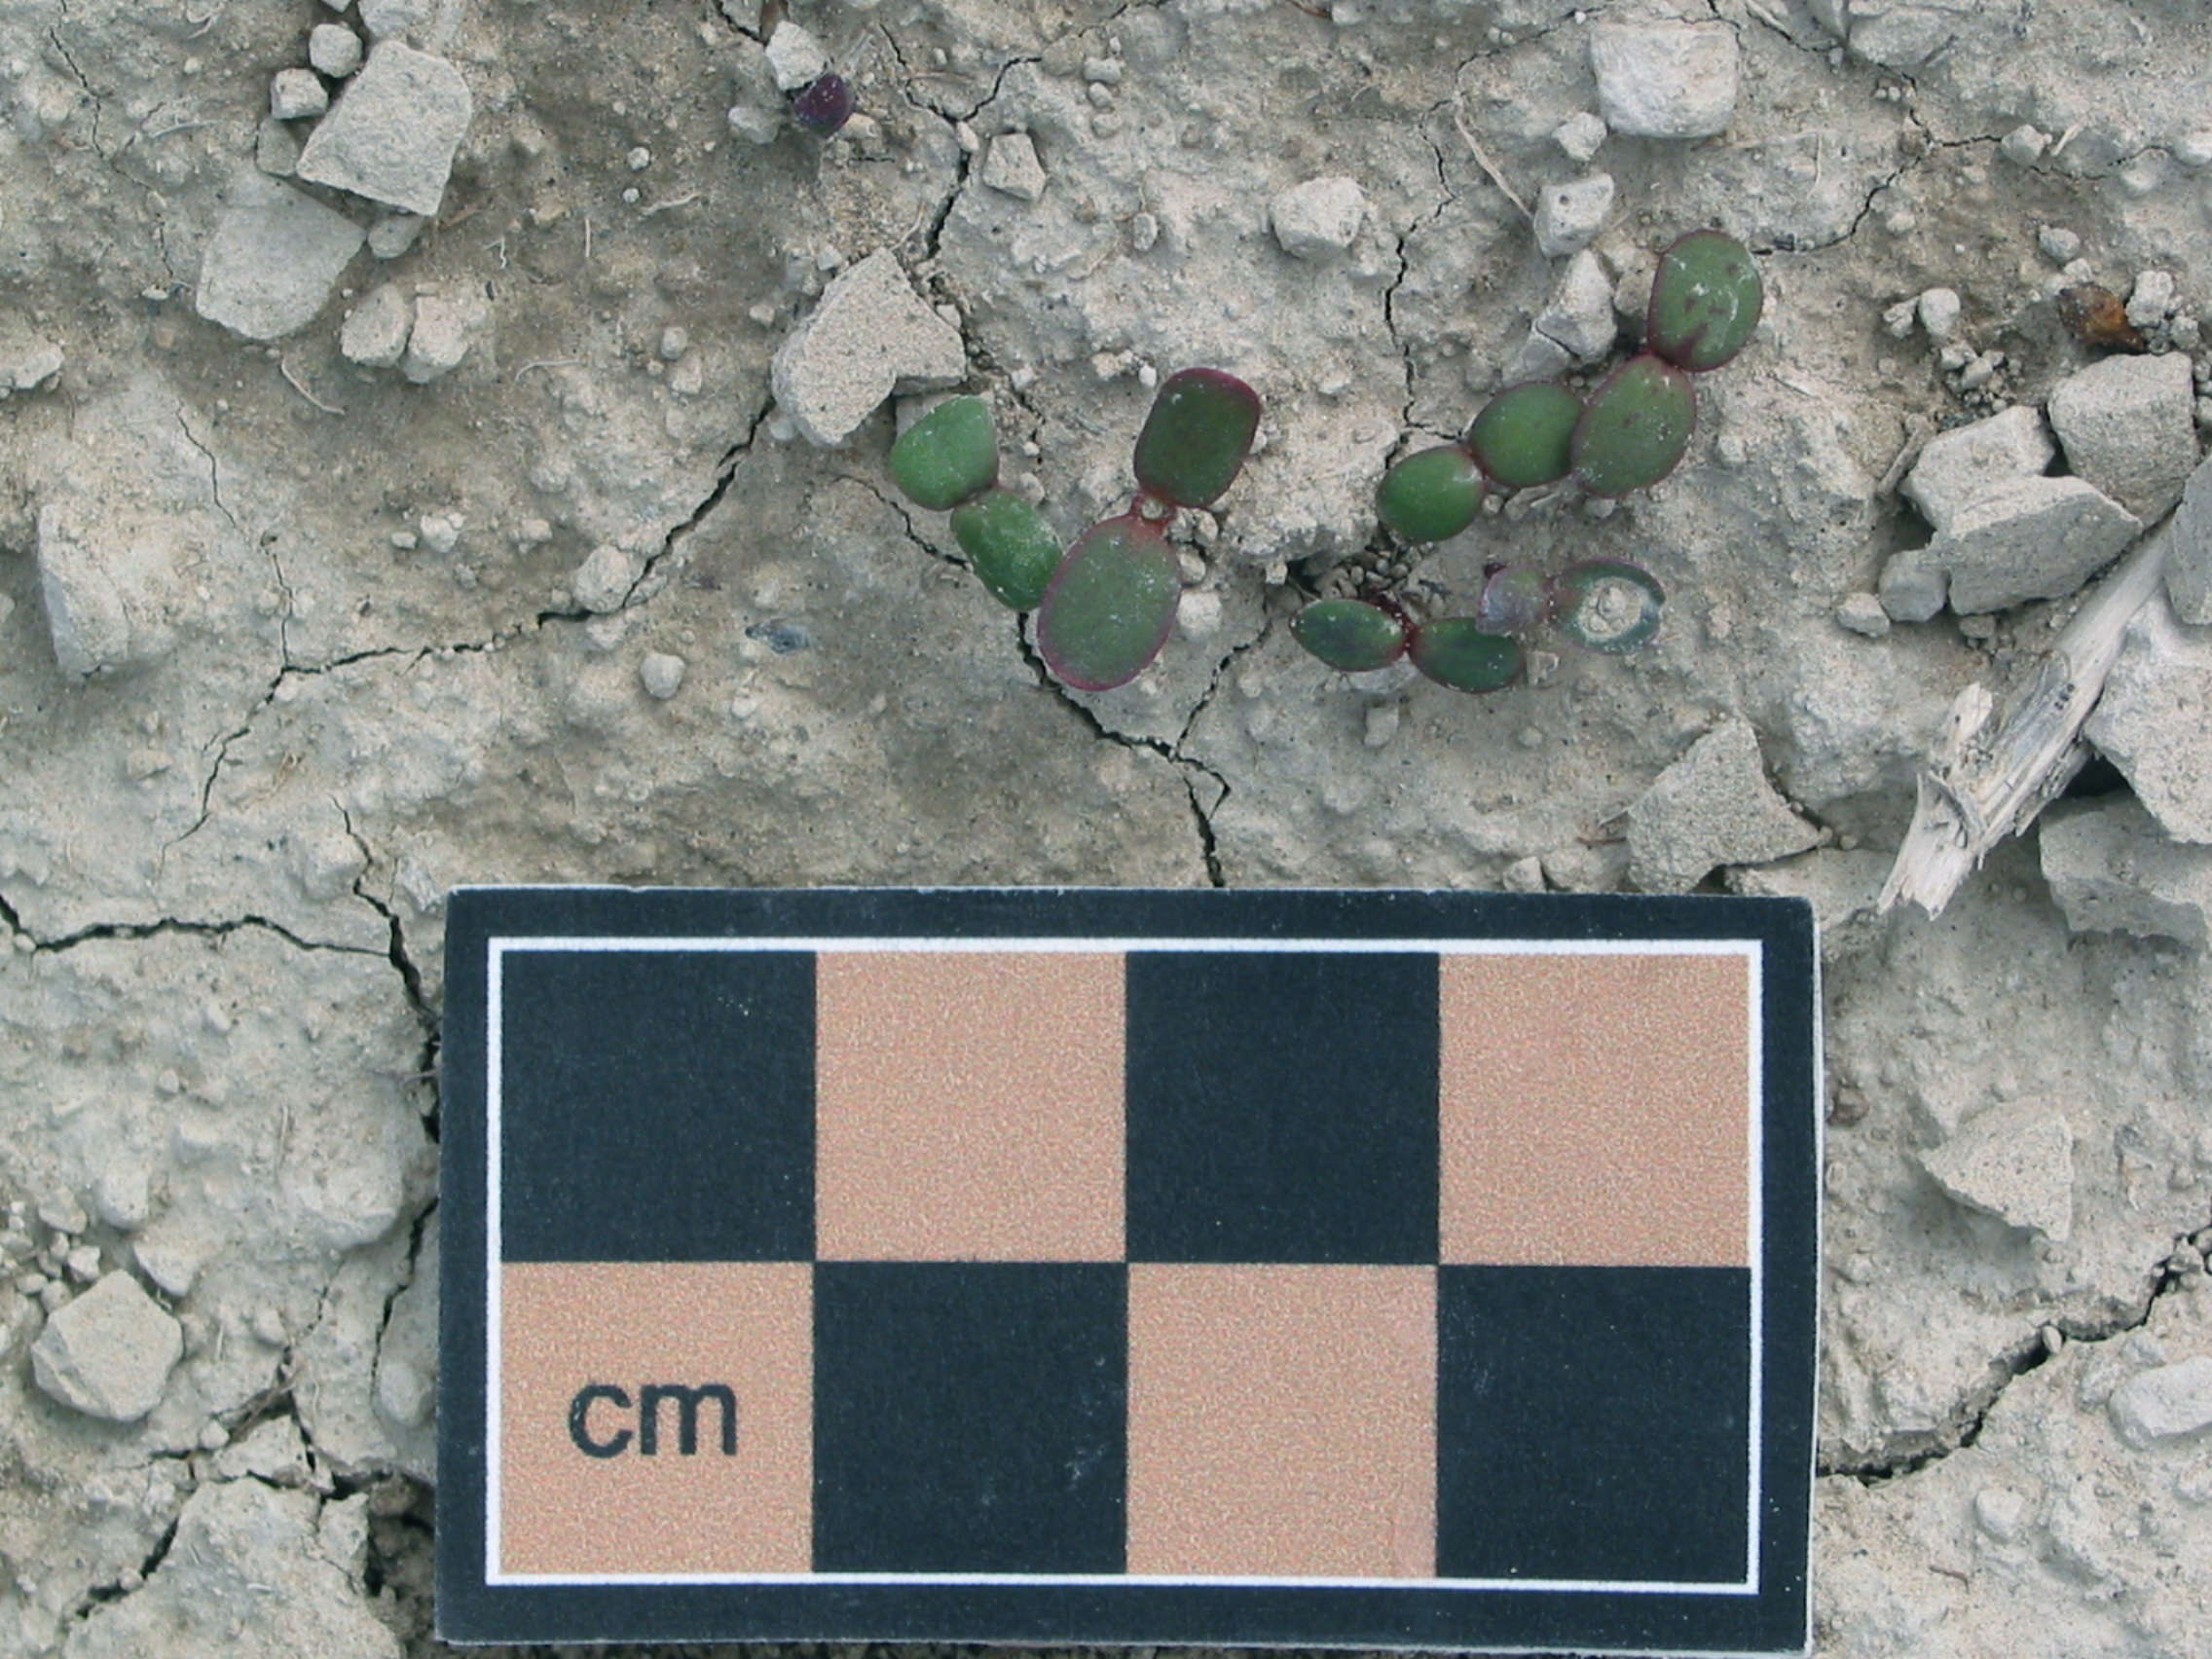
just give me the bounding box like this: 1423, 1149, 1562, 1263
2126, 270, 2175, 329
639, 651, 686, 700
1917, 287, 1962, 342
1552, 111, 1606, 165
2038, 225, 2082, 263
658, 326, 689, 360
2176, 130, 2212, 168
1999, 125, 2046, 166
418, 512, 462, 554
626, 146, 651, 171
390, 531, 419, 550
1882, 298, 1918, 338
63, 1244, 100, 1284
1083, 56, 1124, 84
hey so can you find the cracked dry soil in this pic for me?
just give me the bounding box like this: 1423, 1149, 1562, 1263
5, 0, 2212, 1654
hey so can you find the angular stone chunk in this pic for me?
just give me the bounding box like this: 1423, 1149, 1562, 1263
2085, 594, 2212, 843
1917, 1096, 2074, 1242
1589, 21, 1739, 139
195, 172, 364, 341
30, 1271, 184, 1421
2041, 795, 2212, 947
339, 283, 412, 368
1533, 249, 1617, 361
296, 42, 473, 217
769, 248, 965, 446
2165, 453, 2212, 624
1627, 717, 1823, 892
981, 132, 1047, 203
1901, 405, 2055, 535
1269, 175, 1367, 260
2046, 351, 2197, 524
1933, 475, 2140, 614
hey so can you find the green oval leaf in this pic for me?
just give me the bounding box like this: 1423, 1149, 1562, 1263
887, 394, 998, 511
1290, 599, 1408, 672
1035, 516, 1182, 691
1549, 558, 1666, 653
1472, 566, 1548, 635
1570, 354, 1697, 498
1409, 618, 1524, 693
1131, 368, 1262, 509
1646, 229, 1763, 373
1376, 446, 1484, 543
1464, 381, 1582, 489
951, 488, 1063, 611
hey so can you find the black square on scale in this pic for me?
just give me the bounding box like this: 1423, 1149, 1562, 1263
812, 1262, 1126, 1574
1436, 1265, 1753, 1584
1124, 950, 1438, 1263
498, 947, 815, 1262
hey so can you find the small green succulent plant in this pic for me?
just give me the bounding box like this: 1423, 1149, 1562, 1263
887, 368, 1261, 692
1306, 228, 1762, 692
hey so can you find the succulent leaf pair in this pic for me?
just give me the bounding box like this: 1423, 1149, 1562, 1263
1291, 559, 1664, 693
887, 368, 1262, 692
1309, 230, 1759, 691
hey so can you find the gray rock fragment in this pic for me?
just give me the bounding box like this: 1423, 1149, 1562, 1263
2165, 453, 2212, 623
400, 289, 488, 383
765, 20, 828, 90
1588, 22, 1738, 139
310, 22, 364, 77
1901, 405, 2056, 534
1533, 249, 1616, 361
1533, 173, 1613, 260
338, 283, 411, 367
1918, 1096, 2075, 1241
29, 1271, 183, 1421
1878, 548, 1946, 622
640, 651, 687, 700
2046, 352, 2198, 522
1552, 111, 1606, 164
296, 42, 472, 218
255, 115, 302, 176
2108, 1355, 2212, 1447
1269, 175, 1367, 260
1627, 718, 1824, 892
727, 103, 783, 145
982, 132, 1048, 203
1916, 286, 1962, 342
366, 211, 425, 260
1835, 591, 1891, 637
769, 248, 965, 446
1933, 475, 2141, 614
35, 502, 179, 678
358, 0, 433, 40
2041, 795, 2212, 947
270, 68, 328, 122
194, 173, 364, 341
2085, 595, 2212, 842
572, 544, 643, 613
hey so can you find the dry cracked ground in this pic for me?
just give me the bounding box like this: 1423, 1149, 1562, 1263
4, 0, 2212, 1654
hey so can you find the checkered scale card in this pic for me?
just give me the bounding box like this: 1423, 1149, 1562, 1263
439, 887, 1818, 1654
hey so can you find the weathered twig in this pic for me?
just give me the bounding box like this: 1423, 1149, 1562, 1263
1879, 529, 2170, 916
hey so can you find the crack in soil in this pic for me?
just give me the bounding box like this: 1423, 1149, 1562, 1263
1820, 1221, 2212, 1485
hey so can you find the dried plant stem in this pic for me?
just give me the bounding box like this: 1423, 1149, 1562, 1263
1879, 530, 2169, 917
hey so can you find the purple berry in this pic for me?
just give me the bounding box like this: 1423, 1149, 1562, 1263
791, 73, 855, 136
